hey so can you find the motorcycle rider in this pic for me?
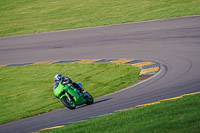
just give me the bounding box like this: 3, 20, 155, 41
53, 74, 85, 94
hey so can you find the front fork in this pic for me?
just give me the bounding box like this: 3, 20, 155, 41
65, 92, 72, 102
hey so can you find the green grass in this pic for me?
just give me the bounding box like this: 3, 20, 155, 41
0, 63, 140, 124
43, 93, 200, 133
0, 0, 200, 36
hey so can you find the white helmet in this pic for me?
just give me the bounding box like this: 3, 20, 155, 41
54, 74, 63, 81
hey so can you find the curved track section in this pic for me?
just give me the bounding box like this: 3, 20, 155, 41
0, 16, 200, 133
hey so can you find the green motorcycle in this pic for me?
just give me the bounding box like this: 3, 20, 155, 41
53, 82, 94, 110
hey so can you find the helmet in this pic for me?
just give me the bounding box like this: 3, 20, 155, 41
54, 74, 63, 81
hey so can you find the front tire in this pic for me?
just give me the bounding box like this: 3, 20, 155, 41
61, 96, 76, 110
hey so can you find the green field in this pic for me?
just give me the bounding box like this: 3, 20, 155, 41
0, 63, 140, 124
0, 0, 200, 36
43, 93, 200, 133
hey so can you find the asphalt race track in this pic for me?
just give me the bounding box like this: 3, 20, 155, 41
0, 16, 200, 133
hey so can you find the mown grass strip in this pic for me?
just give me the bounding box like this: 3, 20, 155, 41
0, 62, 140, 124
0, 0, 200, 37
42, 93, 200, 133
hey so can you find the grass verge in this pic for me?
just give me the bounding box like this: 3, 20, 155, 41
42, 93, 200, 133
0, 62, 140, 124
0, 0, 200, 36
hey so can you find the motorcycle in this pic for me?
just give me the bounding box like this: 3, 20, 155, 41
53, 82, 94, 110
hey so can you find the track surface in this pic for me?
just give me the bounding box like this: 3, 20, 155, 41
0, 16, 200, 133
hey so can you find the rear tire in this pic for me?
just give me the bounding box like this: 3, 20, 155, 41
84, 92, 94, 105
61, 96, 76, 110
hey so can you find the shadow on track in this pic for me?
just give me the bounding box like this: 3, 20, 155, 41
76, 98, 112, 109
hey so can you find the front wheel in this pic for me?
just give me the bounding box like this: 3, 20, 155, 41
61, 96, 76, 110
84, 92, 94, 105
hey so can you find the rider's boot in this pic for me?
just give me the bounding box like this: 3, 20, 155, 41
80, 88, 86, 94
72, 82, 86, 95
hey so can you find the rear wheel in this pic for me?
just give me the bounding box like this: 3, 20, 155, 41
61, 96, 76, 110
84, 92, 94, 105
